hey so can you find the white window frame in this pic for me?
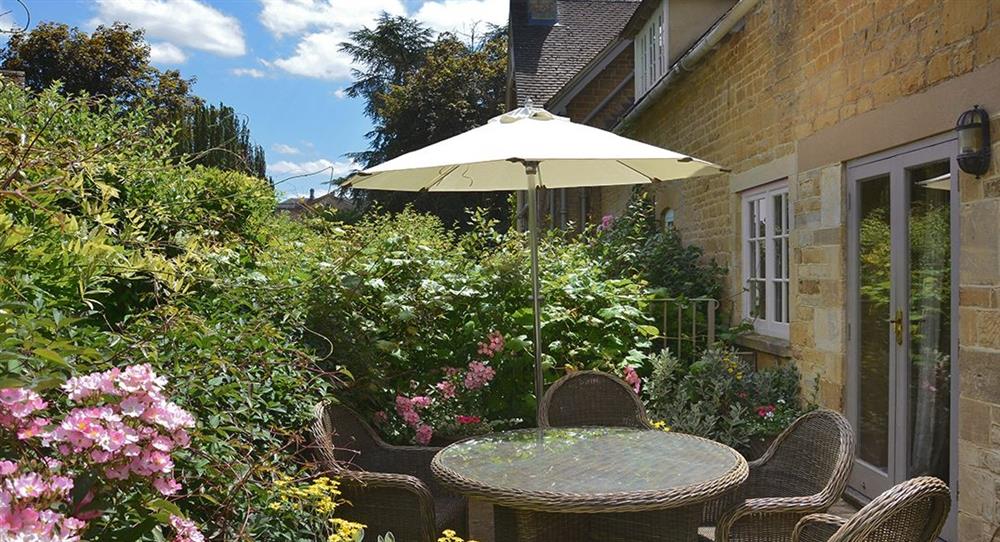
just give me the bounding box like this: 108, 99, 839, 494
634, 0, 668, 99
741, 180, 790, 339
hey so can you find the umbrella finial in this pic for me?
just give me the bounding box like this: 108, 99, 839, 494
525, 96, 536, 109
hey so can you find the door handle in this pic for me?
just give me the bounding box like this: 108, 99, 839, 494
889, 308, 903, 346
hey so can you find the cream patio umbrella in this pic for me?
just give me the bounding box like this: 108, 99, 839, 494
342, 102, 727, 419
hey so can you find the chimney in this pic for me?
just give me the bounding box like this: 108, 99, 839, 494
527, 0, 558, 23
309, 188, 315, 201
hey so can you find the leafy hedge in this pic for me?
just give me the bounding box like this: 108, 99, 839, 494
302, 210, 658, 432
0, 83, 333, 540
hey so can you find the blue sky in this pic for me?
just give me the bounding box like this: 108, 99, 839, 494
0, 0, 507, 199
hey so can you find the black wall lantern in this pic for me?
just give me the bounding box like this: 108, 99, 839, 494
956, 105, 991, 177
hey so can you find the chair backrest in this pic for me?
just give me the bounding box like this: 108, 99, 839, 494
312, 402, 383, 473
539, 370, 651, 428
828, 477, 950, 542
759, 409, 856, 500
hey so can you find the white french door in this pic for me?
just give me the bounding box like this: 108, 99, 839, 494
846, 134, 959, 541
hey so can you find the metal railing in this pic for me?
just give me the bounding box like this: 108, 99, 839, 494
647, 297, 719, 356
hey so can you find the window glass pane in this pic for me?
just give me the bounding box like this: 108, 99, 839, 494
757, 199, 767, 237
773, 193, 784, 234
774, 237, 783, 279
758, 240, 766, 282
757, 281, 766, 318
775, 280, 783, 323
858, 174, 891, 471
783, 281, 790, 323
783, 238, 789, 279
906, 160, 951, 483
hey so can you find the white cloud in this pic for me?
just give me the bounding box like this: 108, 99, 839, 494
259, 0, 405, 38
263, 0, 509, 81
149, 42, 187, 64
232, 67, 266, 78
414, 0, 507, 33
333, 88, 349, 99
272, 143, 301, 155
269, 158, 359, 178
92, 0, 246, 57
272, 30, 354, 80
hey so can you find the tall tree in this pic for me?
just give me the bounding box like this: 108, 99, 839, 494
342, 18, 509, 227
0, 22, 193, 120
340, 14, 434, 167
174, 102, 267, 179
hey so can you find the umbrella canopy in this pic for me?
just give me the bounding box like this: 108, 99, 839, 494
343, 105, 726, 192
343, 103, 727, 423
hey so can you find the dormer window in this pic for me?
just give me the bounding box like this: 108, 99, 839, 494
634, 0, 668, 98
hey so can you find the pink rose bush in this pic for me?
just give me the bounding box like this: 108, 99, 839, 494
0, 364, 202, 542
375, 331, 502, 445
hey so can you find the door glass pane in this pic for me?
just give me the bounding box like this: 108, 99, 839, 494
907, 160, 951, 482
858, 174, 891, 471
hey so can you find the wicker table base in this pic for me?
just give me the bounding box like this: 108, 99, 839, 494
493, 505, 703, 542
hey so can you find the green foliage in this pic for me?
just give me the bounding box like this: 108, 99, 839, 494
0, 83, 330, 540
303, 209, 656, 428
1, 22, 194, 124
1, 22, 267, 178
645, 348, 808, 452
591, 189, 726, 299
341, 16, 509, 227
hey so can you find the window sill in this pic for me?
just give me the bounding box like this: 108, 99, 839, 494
733, 333, 792, 359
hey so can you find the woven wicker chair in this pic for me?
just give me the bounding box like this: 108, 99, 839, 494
312, 403, 467, 542
791, 477, 950, 542
710, 409, 856, 542
538, 370, 652, 429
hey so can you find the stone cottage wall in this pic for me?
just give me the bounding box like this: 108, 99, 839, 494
957, 115, 1000, 542
611, 1, 1000, 538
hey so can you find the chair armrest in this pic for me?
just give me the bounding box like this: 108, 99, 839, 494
792, 514, 847, 542
367, 443, 453, 496
716, 496, 831, 541
338, 470, 438, 542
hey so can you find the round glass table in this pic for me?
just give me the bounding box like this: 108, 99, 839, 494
432, 427, 748, 542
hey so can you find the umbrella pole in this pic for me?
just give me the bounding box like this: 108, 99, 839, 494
524, 162, 544, 424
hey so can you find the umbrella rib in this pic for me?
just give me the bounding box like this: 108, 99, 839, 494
419, 164, 463, 192
615, 160, 658, 182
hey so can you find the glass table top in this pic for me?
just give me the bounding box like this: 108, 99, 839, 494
432, 427, 745, 496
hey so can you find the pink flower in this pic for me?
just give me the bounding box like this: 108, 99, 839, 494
119, 395, 148, 417
598, 214, 615, 231
154, 477, 183, 496
395, 396, 414, 416
410, 396, 431, 409
372, 410, 388, 424
169, 515, 205, 542
463, 361, 496, 390
0, 460, 17, 476
456, 415, 481, 425
10, 472, 46, 498
402, 410, 421, 428
435, 381, 456, 399
622, 365, 641, 395
414, 424, 433, 445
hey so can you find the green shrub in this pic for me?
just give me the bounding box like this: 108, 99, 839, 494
0, 83, 335, 540
644, 347, 809, 452
302, 210, 658, 434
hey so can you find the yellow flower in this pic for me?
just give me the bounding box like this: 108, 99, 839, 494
651, 420, 671, 432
